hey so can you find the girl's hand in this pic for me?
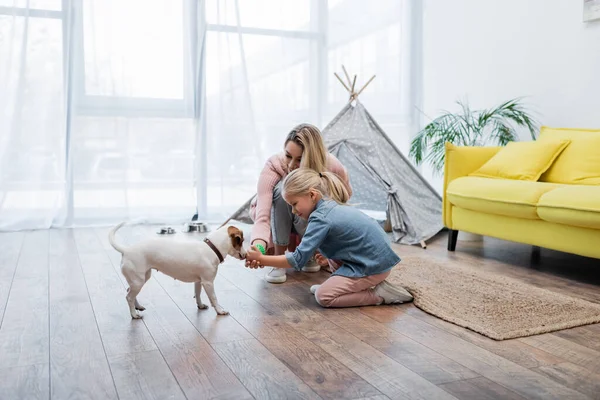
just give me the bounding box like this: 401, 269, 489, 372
314, 251, 329, 267
245, 259, 263, 269
245, 245, 264, 269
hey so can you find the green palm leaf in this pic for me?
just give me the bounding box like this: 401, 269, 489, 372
410, 97, 539, 174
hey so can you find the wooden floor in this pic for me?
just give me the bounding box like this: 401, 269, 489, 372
1, 225, 600, 400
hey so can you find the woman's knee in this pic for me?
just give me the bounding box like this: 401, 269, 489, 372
272, 181, 285, 203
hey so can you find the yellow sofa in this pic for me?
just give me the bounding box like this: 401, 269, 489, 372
443, 126, 600, 260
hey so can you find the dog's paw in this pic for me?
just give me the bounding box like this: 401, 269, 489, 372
197, 303, 209, 310
215, 308, 229, 316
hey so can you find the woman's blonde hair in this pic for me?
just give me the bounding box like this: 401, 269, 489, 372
284, 123, 328, 173
283, 168, 349, 205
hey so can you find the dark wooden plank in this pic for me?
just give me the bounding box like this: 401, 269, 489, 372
49, 229, 118, 400
364, 310, 589, 400
218, 268, 388, 399
533, 362, 600, 400
352, 396, 391, 400
0, 230, 49, 369
75, 228, 157, 357
219, 266, 341, 336
0, 364, 49, 400
553, 324, 600, 352
255, 323, 383, 399
109, 350, 186, 400
127, 277, 253, 400
520, 334, 600, 374
210, 280, 382, 399
279, 283, 480, 385
75, 227, 183, 398
213, 338, 321, 400
76, 250, 158, 357
394, 306, 565, 369
305, 328, 459, 399
439, 377, 527, 400
152, 271, 254, 344
0, 231, 24, 324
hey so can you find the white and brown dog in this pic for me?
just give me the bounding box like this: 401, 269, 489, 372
108, 223, 246, 319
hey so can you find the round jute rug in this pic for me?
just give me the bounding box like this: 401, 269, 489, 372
387, 255, 600, 340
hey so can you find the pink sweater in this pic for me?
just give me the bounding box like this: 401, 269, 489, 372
250, 152, 352, 247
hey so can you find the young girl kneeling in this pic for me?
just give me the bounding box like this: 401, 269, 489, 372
245, 168, 413, 308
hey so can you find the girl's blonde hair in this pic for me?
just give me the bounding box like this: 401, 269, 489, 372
283, 168, 349, 205
284, 123, 328, 173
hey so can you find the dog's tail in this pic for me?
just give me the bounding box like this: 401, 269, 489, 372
108, 222, 127, 254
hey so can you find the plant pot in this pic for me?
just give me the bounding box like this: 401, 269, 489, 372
458, 231, 483, 242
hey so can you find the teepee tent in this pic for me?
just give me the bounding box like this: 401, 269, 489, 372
222, 69, 443, 247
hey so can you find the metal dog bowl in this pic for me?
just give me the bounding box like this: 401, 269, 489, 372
157, 226, 176, 235
183, 221, 209, 233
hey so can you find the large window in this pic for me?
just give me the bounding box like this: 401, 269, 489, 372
202, 0, 322, 219
0, 1, 65, 227
0, 0, 413, 228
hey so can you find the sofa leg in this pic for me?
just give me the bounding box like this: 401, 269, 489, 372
447, 230, 459, 251
531, 246, 541, 264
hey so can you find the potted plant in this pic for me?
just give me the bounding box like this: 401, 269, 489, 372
409, 97, 539, 241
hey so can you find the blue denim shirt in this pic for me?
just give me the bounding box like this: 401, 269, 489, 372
285, 199, 400, 278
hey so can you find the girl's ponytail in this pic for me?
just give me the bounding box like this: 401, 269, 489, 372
283, 168, 349, 205
319, 171, 349, 204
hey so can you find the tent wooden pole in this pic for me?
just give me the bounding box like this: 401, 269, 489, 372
356, 75, 376, 97
420, 240, 427, 249
351, 75, 357, 92
334, 72, 351, 92
341, 65, 352, 87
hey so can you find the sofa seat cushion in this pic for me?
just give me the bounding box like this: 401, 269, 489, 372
537, 186, 600, 230
446, 177, 562, 219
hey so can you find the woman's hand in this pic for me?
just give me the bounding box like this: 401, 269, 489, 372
245, 245, 264, 269
253, 240, 267, 250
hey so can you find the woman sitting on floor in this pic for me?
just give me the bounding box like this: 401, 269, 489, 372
249, 123, 353, 284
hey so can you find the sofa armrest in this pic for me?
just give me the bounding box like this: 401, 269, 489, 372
443, 142, 501, 228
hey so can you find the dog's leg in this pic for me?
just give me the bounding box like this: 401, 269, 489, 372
202, 281, 228, 315
135, 270, 151, 311
122, 261, 144, 319
194, 280, 208, 310
126, 284, 143, 319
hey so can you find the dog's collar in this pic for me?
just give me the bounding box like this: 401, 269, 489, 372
204, 238, 224, 263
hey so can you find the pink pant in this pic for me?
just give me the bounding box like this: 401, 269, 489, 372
315, 259, 389, 308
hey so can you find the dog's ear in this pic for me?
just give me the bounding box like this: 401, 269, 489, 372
227, 226, 243, 247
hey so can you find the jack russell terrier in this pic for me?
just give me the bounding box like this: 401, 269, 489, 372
108, 222, 246, 319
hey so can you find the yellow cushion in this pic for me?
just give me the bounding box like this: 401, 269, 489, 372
538, 126, 600, 185
469, 139, 570, 181
446, 177, 562, 219
537, 186, 600, 230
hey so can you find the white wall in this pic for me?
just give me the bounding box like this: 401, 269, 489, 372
420, 0, 600, 192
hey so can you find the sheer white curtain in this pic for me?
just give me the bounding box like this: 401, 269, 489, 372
0, 0, 418, 231
326, 0, 419, 156
1, 0, 201, 230
203, 0, 320, 221
1, 0, 69, 230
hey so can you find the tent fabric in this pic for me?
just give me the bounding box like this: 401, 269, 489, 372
223, 100, 443, 245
